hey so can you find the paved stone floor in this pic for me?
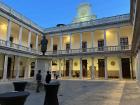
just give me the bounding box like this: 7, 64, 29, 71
0, 80, 140, 105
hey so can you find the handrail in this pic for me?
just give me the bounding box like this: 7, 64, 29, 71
45, 45, 131, 55
0, 39, 39, 54
0, 39, 131, 56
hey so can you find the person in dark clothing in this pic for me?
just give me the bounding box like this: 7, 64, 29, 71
45, 71, 51, 84
36, 70, 42, 93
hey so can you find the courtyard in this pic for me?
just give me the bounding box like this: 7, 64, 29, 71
0, 80, 140, 105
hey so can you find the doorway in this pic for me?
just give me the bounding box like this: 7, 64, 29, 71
66, 43, 70, 53
98, 59, 105, 78
7, 57, 12, 79
53, 45, 57, 53
98, 40, 104, 51
82, 41, 87, 52
121, 58, 131, 79
66, 60, 70, 76
82, 60, 87, 77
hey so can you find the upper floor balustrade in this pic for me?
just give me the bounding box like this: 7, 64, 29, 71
0, 39, 39, 54
45, 45, 131, 56
0, 37, 131, 56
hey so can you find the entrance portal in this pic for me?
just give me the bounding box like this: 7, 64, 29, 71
66, 60, 70, 76
98, 59, 105, 78
82, 60, 87, 77
121, 58, 131, 79
7, 57, 12, 79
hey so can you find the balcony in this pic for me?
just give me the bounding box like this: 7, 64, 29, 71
45, 45, 131, 56
0, 38, 131, 56
0, 39, 39, 55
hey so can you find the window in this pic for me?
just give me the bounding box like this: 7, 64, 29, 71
98, 40, 104, 51
66, 43, 70, 53
120, 37, 129, 49
82, 41, 87, 52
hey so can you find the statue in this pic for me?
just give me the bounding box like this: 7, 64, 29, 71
41, 36, 48, 55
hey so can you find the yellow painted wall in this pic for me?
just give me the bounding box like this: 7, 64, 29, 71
11, 22, 20, 44
0, 16, 8, 41
106, 28, 118, 46
94, 30, 104, 47
71, 34, 80, 49
120, 26, 133, 45
22, 28, 28, 47
31, 32, 36, 49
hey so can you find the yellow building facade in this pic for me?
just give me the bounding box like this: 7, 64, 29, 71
0, 1, 136, 81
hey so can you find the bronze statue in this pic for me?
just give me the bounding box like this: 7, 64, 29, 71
41, 36, 48, 55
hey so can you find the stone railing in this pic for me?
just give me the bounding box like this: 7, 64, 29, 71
45, 45, 131, 56
0, 39, 39, 55
44, 14, 130, 33
0, 1, 43, 32
0, 38, 131, 56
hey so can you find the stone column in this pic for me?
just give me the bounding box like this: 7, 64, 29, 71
104, 30, 107, 51
91, 31, 94, 48
91, 57, 94, 80
117, 28, 120, 46
15, 56, 20, 79
70, 33, 72, 50
24, 58, 31, 79
2, 55, 8, 81
105, 57, 108, 79
59, 59, 61, 78
50, 36, 53, 51
137, 50, 140, 81
18, 26, 23, 47
80, 57, 83, 79
80, 32, 83, 52
117, 28, 121, 50
69, 59, 73, 78
118, 57, 123, 79
59, 34, 63, 50
34, 59, 38, 79
3, 55, 8, 81
6, 20, 11, 47
36, 34, 39, 50
28, 31, 32, 50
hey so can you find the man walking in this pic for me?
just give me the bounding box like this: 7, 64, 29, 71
45, 71, 51, 84
36, 70, 42, 93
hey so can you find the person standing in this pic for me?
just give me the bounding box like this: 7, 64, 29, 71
36, 70, 42, 93
45, 71, 51, 84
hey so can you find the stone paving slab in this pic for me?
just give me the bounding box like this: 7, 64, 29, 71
0, 80, 140, 105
